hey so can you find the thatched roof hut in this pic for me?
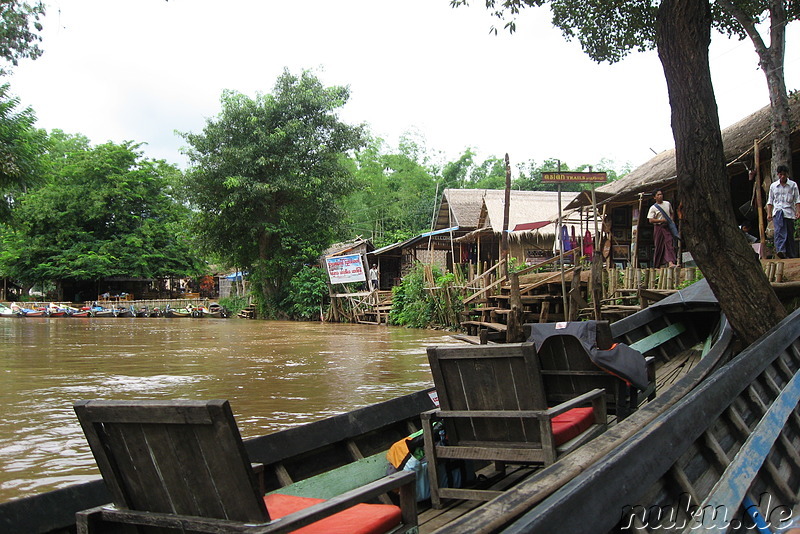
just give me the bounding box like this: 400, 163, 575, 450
568, 98, 800, 209
563, 98, 800, 266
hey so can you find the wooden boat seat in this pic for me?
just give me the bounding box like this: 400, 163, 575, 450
421, 342, 607, 509
73, 399, 417, 534
526, 320, 654, 420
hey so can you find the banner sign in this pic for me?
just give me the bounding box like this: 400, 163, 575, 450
541, 171, 608, 184
325, 254, 366, 284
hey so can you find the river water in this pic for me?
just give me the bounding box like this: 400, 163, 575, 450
0, 317, 455, 503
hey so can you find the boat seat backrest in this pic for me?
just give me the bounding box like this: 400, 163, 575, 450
427, 343, 548, 446
74, 399, 270, 522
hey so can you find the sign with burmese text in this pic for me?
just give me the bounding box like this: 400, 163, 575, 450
541, 171, 608, 184
325, 254, 366, 284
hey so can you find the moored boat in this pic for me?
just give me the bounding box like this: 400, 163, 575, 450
88, 305, 114, 317
10, 303, 46, 317
478, 306, 800, 534
65, 306, 91, 317
206, 302, 230, 318
0, 281, 733, 534
164, 303, 194, 317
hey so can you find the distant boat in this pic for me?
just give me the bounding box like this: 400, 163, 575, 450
0, 303, 18, 317
164, 304, 193, 318
10, 304, 45, 317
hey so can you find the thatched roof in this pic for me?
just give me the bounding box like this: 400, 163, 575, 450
435, 188, 579, 235
481, 190, 578, 231
454, 190, 580, 242
434, 188, 487, 230
567, 99, 800, 208
322, 237, 373, 258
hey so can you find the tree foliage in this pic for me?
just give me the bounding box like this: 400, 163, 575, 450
343, 133, 440, 247
180, 69, 366, 311
0, 1, 45, 74
1, 132, 202, 286
284, 265, 329, 320
0, 83, 46, 220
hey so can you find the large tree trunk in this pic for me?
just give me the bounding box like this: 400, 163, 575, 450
656, 0, 785, 346
716, 0, 792, 179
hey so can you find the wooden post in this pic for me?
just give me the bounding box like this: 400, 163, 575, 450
506, 271, 524, 342
568, 267, 585, 321
754, 139, 766, 257
500, 154, 512, 281
632, 193, 644, 268
556, 160, 569, 319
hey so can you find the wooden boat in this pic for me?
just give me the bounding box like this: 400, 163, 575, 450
164, 304, 193, 318
87, 304, 115, 317
113, 306, 134, 318
0, 281, 730, 534
0, 303, 18, 317
62, 305, 90, 317
10, 303, 45, 317
45, 304, 70, 317
462, 306, 800, 534
201, 302, 230, 318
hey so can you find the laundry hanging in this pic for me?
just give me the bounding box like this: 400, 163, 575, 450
583, 230, 593, 256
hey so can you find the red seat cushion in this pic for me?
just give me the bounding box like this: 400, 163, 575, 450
551, 407, 595, 445
264, 493, 401, 534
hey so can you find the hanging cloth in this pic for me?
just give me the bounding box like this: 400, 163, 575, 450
583, 230, 593, 256
561, 225, 572, 251
570, 226, 578, 251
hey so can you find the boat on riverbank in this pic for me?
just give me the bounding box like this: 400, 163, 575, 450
0, 281, 744, 533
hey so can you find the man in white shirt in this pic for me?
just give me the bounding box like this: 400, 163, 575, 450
368, 264, 379, 291
766, 165, 800, 258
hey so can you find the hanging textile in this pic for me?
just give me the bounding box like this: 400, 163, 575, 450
561, 225, 572, 251
583, 230, 593, 256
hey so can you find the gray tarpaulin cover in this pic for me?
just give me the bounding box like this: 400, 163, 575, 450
528, 321, 649, 390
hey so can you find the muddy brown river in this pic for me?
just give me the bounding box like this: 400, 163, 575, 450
0, 317, 454, 502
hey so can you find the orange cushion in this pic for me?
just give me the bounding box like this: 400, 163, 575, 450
551, 407, 595, 445
264, 493, 401, 534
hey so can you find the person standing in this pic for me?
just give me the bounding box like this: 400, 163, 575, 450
647, 190, 677, 268
766, 165, 800, 258
368, 264, 379, 291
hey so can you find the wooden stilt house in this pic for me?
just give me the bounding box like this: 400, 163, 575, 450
566, 99, 800, 266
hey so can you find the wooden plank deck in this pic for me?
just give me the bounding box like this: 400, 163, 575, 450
418, 465, 536, 533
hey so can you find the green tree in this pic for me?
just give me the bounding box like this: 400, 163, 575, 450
455, 0, 797, 180
455, 0, 785, 344
180, 69, 366, 312
343, 133, 439, 247
441, 148, 477, 189
1, 134, 202, 294
0, 1, 45, 74
0, 83, 46, 221
514, 158, 623, 191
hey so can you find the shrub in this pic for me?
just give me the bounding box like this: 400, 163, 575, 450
284, 265, 329, 320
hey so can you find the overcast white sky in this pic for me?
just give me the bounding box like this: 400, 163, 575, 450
7, 0, 800, 173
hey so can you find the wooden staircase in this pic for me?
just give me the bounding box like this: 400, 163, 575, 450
355, 291, 393, 325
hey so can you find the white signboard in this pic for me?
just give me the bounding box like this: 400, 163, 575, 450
325, 254, 366, 284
